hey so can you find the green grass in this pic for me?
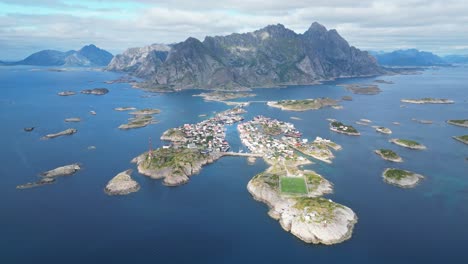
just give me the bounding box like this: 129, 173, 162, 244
384, 169, 412, 180
396, 139, 421, 146
280, 177, 308, 194
378, 149, 399, 159
293, 197, 342, 222
331, 121, 358, 133
455, 135, 468, 141
448, 119, 467, 124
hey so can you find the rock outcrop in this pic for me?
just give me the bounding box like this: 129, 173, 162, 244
104, 169, 140, 195
41, 164, 81, 177
42, 128, 77, 139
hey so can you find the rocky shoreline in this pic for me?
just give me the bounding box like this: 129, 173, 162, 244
104, 169, 140, 195
401, 98, 454, 104
374, 149, 403, 162
382, 168, 424, 188
390, 138, 426, 150
42, 128, 77, 139
267, 98, 338, 112
247, 168, 357, 245
131, 150, 222, 186
447, 119, 468, 128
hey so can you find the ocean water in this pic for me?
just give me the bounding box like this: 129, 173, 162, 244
0, 66, 467, 263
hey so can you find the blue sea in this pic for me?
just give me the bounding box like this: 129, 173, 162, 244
0, 66, 467, 263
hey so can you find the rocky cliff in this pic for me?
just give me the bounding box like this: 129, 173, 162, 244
108, 22, 383, 90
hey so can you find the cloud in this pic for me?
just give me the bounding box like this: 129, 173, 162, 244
0, 0, 467, 59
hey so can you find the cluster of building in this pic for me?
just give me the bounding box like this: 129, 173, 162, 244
238, 116, 338, 162
167, 107, 246, 153
238, 116, 301, 160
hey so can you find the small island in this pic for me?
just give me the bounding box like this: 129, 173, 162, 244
129, 108, 161, 115
375, 126, 392, 134
453, 135, 468, 145
17, 177, 56, 190
341, 96, 353, 101
375, 149, 403, 162
119, 115, 157, 130
57, 91, 76, 96
24, 127, 34, 132
412, 118, 433, 124
330, 121, 360, 136
81, 88, 109, 95
194, 91, 255, 102
42, 128, 77, 139
64, 117, 81, 122
447, 119, 468, 128
114, 107, 137, 111
41, 163, 81, 177
267, 98, 338, 111
340, 84, 381, 95
104, 169, 140, 195
382, 168, 424, 188
374, 79, 394, 84
390, 138, 426, 150
401, 98, 454, 104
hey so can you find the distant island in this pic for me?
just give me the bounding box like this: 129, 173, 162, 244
390, 138, 426, 150
401, 98, 454, 104
118, 108, 160, 130
330, 121, 360, 136
107, 22, 383, 91
372, 49, 448, 67
453, 135, 468, 145
447, 119, 468, 128
194, 91, 256, 102
382, 168, 424, 188
3, 44, 113, 67
267, 98, 338, 111
340, 84, 382, 95
375, 149, 403, 162
375, 126, 392, 134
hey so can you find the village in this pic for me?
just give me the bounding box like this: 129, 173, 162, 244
161, 107, 246, 153
238, 116, 341, 164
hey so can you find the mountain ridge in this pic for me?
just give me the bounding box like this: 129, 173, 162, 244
108, 22, 383, 90
4, 44, 113, 67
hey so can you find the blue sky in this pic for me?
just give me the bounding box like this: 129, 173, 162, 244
1, 0, 467, 60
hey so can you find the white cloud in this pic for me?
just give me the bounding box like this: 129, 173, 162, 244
0, 0, 467, 60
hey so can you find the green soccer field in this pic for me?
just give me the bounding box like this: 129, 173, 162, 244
280, 177, 308, 194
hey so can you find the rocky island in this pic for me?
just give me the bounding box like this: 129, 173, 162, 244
64, 117, 81, 122
118, 115, 157, 130
340, 84, 381, 95
41, 163, 81, 177
194, 91, 256, 102
17, 177, 56, 190
129, 108, 161, 115
81, 88, 109, 95
41, 128, 77, 139
104, 169, 140, 195
390, 138, 426, 150
447, 119, 468, 128
114, 107, 137, 111
453, 135, 468, 145
132, 107, 246, 186
341, 96, 353, 101
401, 98, 454, 104
238, 117, 357, 244
412, 118, 433, 124
382, 168, 424, 188
330, 121, 360, 136
375, 149, 403, 162
375, 126, 392, 134
57, 91, 76, 96
267, 98, 338, 111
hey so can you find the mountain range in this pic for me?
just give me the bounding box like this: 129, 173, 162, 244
108, 22, 383, 90
372, 49, 448, 66
3, 44, 113, 67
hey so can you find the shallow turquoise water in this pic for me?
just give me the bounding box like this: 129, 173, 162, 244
0, 66, 467, 263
